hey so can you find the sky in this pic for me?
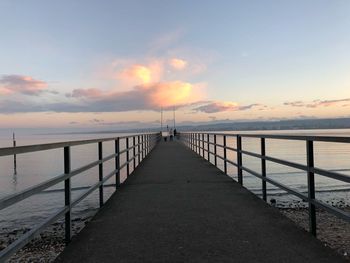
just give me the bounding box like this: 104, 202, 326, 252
0, 0, 350, 130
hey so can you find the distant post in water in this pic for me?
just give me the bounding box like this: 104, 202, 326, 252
13, 132, 17, 175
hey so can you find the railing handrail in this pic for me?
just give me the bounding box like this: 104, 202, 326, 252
0, 132, 161, 261
184, 131, 350, 143
0, 132, 158, 157
180, 131, 350, 238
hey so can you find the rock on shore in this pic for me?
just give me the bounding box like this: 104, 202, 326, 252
0, 217, 89, 263
280, 207, 350, 260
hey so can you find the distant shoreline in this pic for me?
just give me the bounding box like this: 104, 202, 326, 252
36, 117, 350, 136
1, 117, 350, 137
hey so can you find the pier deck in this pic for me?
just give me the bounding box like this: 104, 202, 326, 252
55, 141, 343, 262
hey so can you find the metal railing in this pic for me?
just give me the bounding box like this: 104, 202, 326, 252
0, 132, 161, 261
181, 132, 350, 237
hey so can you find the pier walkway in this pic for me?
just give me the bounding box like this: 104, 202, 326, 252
56, 140, 343, 262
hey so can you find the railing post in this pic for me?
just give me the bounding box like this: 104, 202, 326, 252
196, 133, 198, 153
307, 140, 317, 236
261, 138, 267, 201
98, 141, 104, 207
207, 134, 210, 162
223, 135, 227, 174
193, 133, 195, 151
115, 138, 120, 187
190, 133, 192, 149
126, 137, 130, 177
147, 134, 149, 155
145, 135, 148, 156
197, 133, 200, 154
198, 133, 200, 154
237, 135, 243, 185
133, 136, 136, 170
141, 135, 144, 160
138, 135, 141, 165
64, 146, 71, 244
214, 134, 217, 166
202, 133, 205, 157
199, 134, 201, 156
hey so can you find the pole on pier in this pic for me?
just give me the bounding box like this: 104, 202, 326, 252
223, 135, 227, 174
98, 141, 104, 208
138, 135, 141, 165
307, 140, 317, 236
13, 133, 17, 175
237, 135, 243, 185
207, 134, 210, 162
115, 138, 120, 187
160, 107, 163, 132
126, 138, 130, 177
261, 138, 267, 201
133, 136, 136, 170
64, 146, 71, 244
214, 134, 217, 167
173, 106, 176, 129
202, 134, 205, 157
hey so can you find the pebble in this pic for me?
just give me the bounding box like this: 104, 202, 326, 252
1, 217, 90, 263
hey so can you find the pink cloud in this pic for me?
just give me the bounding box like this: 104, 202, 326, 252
0, 75, 47, 96
193, 101, 261, 113
70, 88, 104, 98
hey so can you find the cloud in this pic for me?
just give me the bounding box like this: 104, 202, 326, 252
69, 88, 104, 98
193, 101, 262, 113
0, 75, 47, 96
116, 62, 163, 85
98, 120, 141, 126
90, 118, 104, 123
169, 58, 187, 70
68, 80, 205, 111
283, 101, 306, 107
0, 55, 208, 114
284, 98, 350, 108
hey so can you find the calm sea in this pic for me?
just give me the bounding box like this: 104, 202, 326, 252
0, 129, 349, 230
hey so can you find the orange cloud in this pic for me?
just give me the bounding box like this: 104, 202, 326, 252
67, 80, 205, 111
147, 81, 201, 108
169, 58, 187, 70
116, 62, 163, 85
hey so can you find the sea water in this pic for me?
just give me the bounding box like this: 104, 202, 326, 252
0, 129, 349, 230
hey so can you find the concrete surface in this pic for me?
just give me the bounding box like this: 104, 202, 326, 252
55, 140, 345, 262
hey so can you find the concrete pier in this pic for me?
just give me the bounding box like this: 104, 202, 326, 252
56, 141, 344, 262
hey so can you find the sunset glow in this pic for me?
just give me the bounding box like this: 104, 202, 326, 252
0, 1, 350, 129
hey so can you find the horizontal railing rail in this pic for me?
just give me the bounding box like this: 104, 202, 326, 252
180, 132, 350, 237
0, 132, 161, 261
